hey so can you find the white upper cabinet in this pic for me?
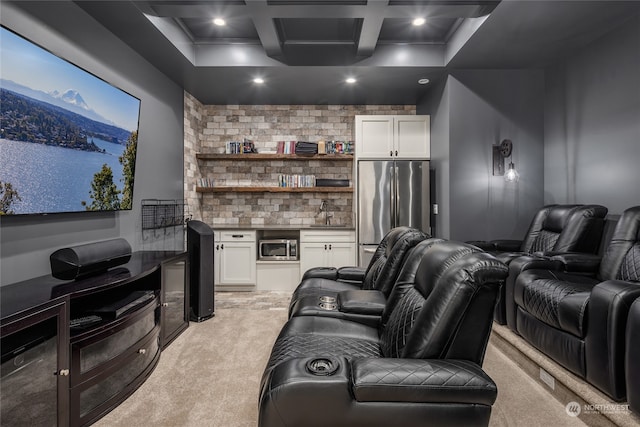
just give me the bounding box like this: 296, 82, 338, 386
355, 115, 430, 159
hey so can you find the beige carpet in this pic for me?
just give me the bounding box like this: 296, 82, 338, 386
95, 292, 590, 427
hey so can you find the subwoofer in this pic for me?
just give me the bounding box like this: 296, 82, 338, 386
187, 220, 215, 321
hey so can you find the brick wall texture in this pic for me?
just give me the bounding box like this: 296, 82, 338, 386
183, 91, 416, 227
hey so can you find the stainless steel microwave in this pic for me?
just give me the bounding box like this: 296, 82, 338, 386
259, 239, 298, 261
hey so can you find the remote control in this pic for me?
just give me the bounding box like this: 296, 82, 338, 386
70, 315, 102, 329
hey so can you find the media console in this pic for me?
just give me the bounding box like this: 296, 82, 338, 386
0, 251, 189, 427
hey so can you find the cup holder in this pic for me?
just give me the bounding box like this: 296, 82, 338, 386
319, 296, 336, 303
318, 302, 337, 310
306, 357, 340, 376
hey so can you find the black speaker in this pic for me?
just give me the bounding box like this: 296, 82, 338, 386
187, 220, 215, 322
50, 238, 132, 280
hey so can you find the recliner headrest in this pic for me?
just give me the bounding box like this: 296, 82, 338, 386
600, 206, 640, 281
543, 205, 581, 232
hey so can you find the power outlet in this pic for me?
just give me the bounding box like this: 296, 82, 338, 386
539, 368, 555, 390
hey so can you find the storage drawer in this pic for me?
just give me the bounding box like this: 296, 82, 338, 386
300, 230, 355, 243
70, 297, 158, 386
72, 329, 160, 424
219, 231, 256, 242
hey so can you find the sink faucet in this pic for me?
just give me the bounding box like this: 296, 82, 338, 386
319, 199, 333, 225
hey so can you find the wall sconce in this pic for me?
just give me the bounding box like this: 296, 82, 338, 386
492, 139, 519, 182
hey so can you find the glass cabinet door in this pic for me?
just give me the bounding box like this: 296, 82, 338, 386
1, 300, 68, 427
161, 254, 189, 348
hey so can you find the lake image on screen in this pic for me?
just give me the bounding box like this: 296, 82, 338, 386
0, 27, 141, 215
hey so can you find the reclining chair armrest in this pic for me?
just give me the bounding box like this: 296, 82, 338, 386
467, 241, 498, 251
586, 280, 640, 401
336, 266, 366, 284
505, 255, 564, 330
550, 253, 601, 274
301, 266, 339, 281
337, 290, 386, 315
492, 240, 523, 252
351, 358, 497, 406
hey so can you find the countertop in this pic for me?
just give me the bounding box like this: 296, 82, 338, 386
210, 224, 355, 231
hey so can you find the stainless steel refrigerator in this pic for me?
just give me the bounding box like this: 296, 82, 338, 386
357, 160, 430, 266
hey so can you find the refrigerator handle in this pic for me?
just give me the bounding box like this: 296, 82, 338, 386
395, 165, 400, 228
390, 164, 396, 228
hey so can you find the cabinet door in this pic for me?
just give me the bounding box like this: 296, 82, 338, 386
219, 241, 256, 286
161, 254, 189, 348
394, 116, 430, 158
299, 242, 329, 279
356, 116, 393, 158
213, 232, 221, 285
1, 300, 69, 427
327, 242, 356, 268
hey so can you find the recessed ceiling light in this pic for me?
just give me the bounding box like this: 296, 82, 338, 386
253, 78, 264, 84
213, 18, 226, 26
412, 18, 426, 26
418, 78, 430, 85
345, 78, 357, 84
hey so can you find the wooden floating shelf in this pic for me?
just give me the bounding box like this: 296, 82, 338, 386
196, 153, 354, 161
196, 186, 353, 193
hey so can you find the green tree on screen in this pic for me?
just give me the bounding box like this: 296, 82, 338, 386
119, 130, 137, 210
84, 164, 120, 211
0, 181, 21, 215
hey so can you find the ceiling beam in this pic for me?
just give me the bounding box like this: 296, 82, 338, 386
244, 0, 283, 58
357, 0, 388, 58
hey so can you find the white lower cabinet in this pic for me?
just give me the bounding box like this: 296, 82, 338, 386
214, 231, 256, 291
256, 261, 301, 292
299, 230, 356, 280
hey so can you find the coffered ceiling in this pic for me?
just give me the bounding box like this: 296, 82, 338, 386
68, 0, 640, 105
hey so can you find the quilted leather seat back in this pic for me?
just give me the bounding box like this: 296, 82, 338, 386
362, 226, 411, 279
380, 241, 508, 364
381, 238, 446, 325
521, 205, 607, 254
600, 206, 640, 282
362, 228, 429, 294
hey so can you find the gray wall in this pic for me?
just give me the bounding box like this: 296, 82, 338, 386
419, 70, 545, 241
418, 79, 450, 238
0, 2, 185, 285
544, 14, 640, 216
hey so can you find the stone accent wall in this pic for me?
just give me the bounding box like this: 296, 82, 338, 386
184, 92, 203, 221
183, 93, 416, 227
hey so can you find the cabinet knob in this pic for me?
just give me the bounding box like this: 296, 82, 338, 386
138, 348, 147, 355
329, 244, 332, 250
57, 369, 70, 376
221, 244, 224, 250
395, 150, 398, 156
390, 150, 393, 156
216, 244, 220, 250
162, 302, 169, 307
324, 244, 327, 250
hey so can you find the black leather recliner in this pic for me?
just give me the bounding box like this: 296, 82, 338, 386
469, 204, 607, 324
289, 227, 429, 319
299, 226, 417, 283
626, 297, 640, 416
511, 206, 640, 400
259, 240, 509, 427
289, 238, 445, 326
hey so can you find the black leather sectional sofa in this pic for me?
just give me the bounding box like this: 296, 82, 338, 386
259, 238, 508, 427
509, 206, 640, 401
259, 205, 640, 425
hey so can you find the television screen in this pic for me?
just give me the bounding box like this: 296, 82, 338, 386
0, 26, 141, 216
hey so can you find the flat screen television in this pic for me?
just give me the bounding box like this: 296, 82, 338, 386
0, 26, 141, 216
